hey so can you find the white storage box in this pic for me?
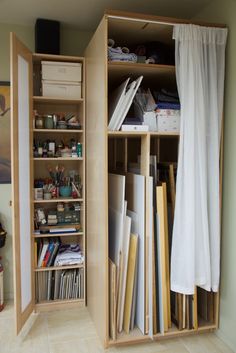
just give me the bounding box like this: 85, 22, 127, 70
157, 115, 180, 132
143, 111, 157, 131
42, 61, 82, 83
42, 80, 82, 99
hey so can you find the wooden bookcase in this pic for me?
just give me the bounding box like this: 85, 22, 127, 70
11, 34, 86, 333
10, 10, 225, 347
85, 11, 225, 348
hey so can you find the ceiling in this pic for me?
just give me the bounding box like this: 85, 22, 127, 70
0, 0, 212, 31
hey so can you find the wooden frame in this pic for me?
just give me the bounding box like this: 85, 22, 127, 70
10, 32, 35, 334
85, 10, 225, 348
11, 33, 87, 333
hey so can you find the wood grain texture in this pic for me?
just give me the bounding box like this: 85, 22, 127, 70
84, 17, 109, 347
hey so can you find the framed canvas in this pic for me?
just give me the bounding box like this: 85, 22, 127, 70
0, 81, 11, 183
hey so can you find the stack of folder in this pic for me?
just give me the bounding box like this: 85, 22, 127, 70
36, 268, 84, 302
108, 148, 214, 338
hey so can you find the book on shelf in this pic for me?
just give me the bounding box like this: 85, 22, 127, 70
36, 238, 61, 268
42, 240, 55, 267
37, 239, 49, 267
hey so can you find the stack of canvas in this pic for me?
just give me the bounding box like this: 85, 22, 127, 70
108, 172, 146, 338
108, 77, 144, 131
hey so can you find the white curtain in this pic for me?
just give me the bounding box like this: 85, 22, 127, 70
171, 24, 227, 295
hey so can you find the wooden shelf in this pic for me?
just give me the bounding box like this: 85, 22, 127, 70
108, 327, 149, 346
35, 298, 85, 312
38, 224, 82, 230
33, 232, 83, 238
108, 61, 176, 81
33, 129, 83, 133
108, 61, 175, 73
36, 298, 84, 305
108, 131, 148, 137
34, 157, 83, 161
33, 198, 83, 203
35, 264, 84, 272
108, 131, 179, 137
108, 324, 217, 347
33, 53, 84, 63
33, 96, 84, 104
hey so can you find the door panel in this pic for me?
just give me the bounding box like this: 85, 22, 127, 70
10, 32, 34, 334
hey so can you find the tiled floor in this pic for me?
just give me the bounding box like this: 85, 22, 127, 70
0, 302, 234, 353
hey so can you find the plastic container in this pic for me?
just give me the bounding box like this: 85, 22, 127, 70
59, 186, 72, 197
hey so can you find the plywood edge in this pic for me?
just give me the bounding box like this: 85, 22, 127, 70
85, 16, 109, 348
32, 53, 85, 63
104, 9, 226, 28
153, 325, 216, 340
35, 299, 85, 312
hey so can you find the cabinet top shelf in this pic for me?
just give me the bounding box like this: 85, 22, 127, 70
33, 96, 84, 104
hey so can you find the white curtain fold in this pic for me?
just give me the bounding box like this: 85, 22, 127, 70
171, 24, 227, 295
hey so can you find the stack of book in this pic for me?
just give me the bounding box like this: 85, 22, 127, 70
37, 238, 60, 268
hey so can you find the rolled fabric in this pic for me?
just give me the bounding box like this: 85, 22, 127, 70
121, 47, 130, 54
108, 38, 115, 48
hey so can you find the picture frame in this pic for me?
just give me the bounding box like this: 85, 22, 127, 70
0, 81, 11, 184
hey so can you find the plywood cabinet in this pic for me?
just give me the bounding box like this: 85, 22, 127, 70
11, 33, 86, 334
10, 10, 225, 348
85, 10, 224, 347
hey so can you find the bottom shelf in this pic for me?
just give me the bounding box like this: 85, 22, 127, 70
35, 298, 85, 312
108, 321, 217, 346
36, 267, 85, 303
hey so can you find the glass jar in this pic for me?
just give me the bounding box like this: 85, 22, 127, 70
35, 115, 44, 129
44, 115, 54, 129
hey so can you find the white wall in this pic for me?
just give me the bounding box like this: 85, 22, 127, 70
0, 22, 92, 300
194, 0, 236, 351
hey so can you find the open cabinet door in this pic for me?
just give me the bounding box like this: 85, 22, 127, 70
10, 33, 34, 334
